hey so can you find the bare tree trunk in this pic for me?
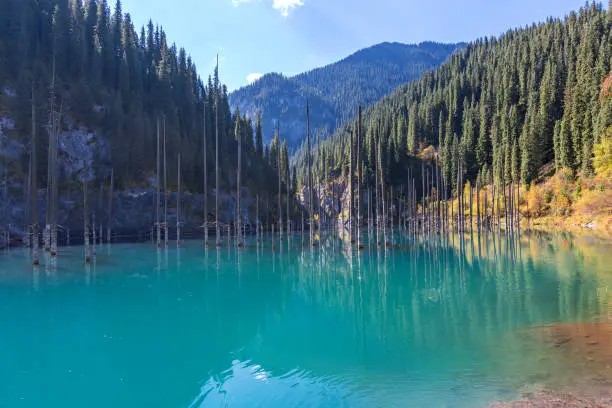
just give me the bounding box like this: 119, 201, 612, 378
286, 167, 290, 239
163, 117, 168, 248
501, 182, 507, 233
156, 118, 161, 248
98, 184, 103, 247
492, 184, 497, 233
436, 161, 440, 234
375, 134, 380, 245
277, 128, 282, 243
203, 110, 208, 247
422, 162, 426, 236
476, 180, 481, 234
306, 102, 314, 247
256, 195, 260, 242
316, 133, 321, 237
469, 185, 473, 234
84, 160, 90, 264
378, 134, 387, 246
25, 158, 31, 242
357, 106, 362, 249
108, 169, 113, 244
92, 212, 96, 257
348, 129, 353, 241
215, 63, 221, 247
31, 85, 39, 265
177, 153, 181, 247
516, 182, 520, 231
237, 119, 242, 247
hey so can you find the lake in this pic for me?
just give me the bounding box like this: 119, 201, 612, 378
1, 231, 611, 407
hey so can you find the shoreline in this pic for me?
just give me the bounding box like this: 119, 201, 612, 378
2, 217, 612, 250
491, 385, 612, 408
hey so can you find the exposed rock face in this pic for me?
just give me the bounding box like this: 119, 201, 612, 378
57, 125, 111, 182
0, 116, 21, 160
2, 184, 261, 243
0, 113, 259, 244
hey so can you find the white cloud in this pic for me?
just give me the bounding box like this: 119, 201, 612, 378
232, 0, 304, 16
273, 0, 304, 16
231, 0, 252, 6
247, 73, 264, 84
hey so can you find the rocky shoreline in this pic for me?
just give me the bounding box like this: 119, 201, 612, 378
491, 387, 612, 408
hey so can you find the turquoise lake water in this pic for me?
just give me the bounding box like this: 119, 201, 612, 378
0, 232, 611, 407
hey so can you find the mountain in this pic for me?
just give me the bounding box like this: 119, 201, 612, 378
0, 0, 278, 193
0, 0, 297, 236
294, 3, 611, 196
229, 42, 464, 150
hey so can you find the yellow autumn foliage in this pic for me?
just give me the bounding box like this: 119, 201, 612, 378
593, 126, 612, 179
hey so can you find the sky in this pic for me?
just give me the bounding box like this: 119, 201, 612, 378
118, 0, 598, 91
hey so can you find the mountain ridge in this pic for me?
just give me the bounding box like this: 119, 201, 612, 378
229, 41, 465, 150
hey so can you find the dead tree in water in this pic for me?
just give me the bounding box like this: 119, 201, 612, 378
156, 118, 161, 247
378, 129, 387, 246
163, 117, 168, 248
177, 153, 181, 247
203, 110, 208, 247
357, 106, 363, 249
348, 129, 353, 241
256, 195, 260, 242
45, 61, 61, 257
31, 85, 39, 265
421, 162, 425, 236
306, 102, 314, 246
108, 169, 113, 244
92, 212, 96, 256
316, 132, 321, 236
83, 160, 90, 264
215, 56, 221, 247
236, 115, 242, 247
469, 183, 474, 234
277, 125, 282, 243
375, 130, 380, 245
50, 106, 61, 256
476, 180, 481, 234
286, 166, 291, 238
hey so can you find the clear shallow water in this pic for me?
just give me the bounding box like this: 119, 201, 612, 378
0, 232, 611, 408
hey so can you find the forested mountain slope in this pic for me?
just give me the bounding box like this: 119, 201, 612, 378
296, 3, 611, 196
229, 42, 464, 149
0, 0, 282, 195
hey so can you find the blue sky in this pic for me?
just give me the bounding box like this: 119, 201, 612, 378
119, 0, 596, 91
